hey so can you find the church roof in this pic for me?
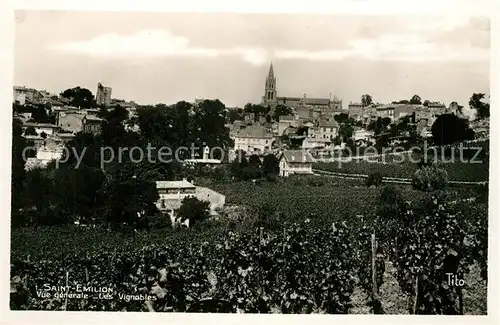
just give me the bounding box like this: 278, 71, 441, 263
305, 98, 331, 105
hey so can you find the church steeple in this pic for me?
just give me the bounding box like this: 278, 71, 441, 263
263, 61, 277, 105
268, 61, 274, 79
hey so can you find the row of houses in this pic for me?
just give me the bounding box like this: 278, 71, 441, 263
347, 101, 459, 125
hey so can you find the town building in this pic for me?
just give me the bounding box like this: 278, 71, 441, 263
155, 179, 225, 227
13, 86, 44, 105
244, 112, 255, 123
277, 150, 315, 177
232, 124, 275, 154
394, 104, 420, 120
24, 138, 65, 170
260, 62, 342, 115
22, 122, 60, 136
317, 119, 339, 141
96, 82, 112, 106
57, 112, 103, 135
415, 107, 434, 123
348, 102, 364, 121
375, 105, 396, 121
277, 115, 298, 136
184, 146, 222, 166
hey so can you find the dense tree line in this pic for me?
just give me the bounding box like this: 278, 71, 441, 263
11, 99, 231, 229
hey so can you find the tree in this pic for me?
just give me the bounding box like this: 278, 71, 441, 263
177, 196, 210, 228
334, 113, 349, 124
230, 150, 248, 180
136, 105, 170, 141
296, 126, 309, 136
193, 99, 231, 150
469, 93, 489, 120
410, 95, 422, 105
338, 123, 354, 142
333, 135, 342, 146
412, 166, 448, 191
262, 154, 279, 178
367, 117, 390, 136
31, 104, 52, 123
431, 114, 475, 145
248, 154, 262, 168
228, 108, 244, 123
11, 119, 28, 226
449, 102, 464, 115
244, 103, 269, 121
366, 172, 383, 187
60, 87, 95, 109
273, 104, 293, 121
377, 185, 405, 218
103, 175, 159, 228
361, 94, 373, 107
392, 100, 410, 105
423, 100, 430, 107
24, 126, 37, 136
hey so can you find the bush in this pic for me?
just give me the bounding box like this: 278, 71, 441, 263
365, 172, 383, 187
265, 173, 277, 182
147, 214, 172, 230
307, 177, 325, 187
412, 165, 448, 191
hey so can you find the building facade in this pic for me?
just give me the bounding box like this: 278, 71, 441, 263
22, 122, 60, 136
278, 150, 315, 177
232, 124, 275, 154
156, 179, 225, 227
57, 112, 103, 135
348, 102, 364, 121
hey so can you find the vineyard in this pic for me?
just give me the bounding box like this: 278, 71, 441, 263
11, 193, 488, 314
206, 176, 482, 225
313, 142, 490, 183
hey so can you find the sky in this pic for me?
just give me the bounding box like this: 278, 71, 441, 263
14, 10, 490, 113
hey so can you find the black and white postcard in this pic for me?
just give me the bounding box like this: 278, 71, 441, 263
1, 1, 497, 324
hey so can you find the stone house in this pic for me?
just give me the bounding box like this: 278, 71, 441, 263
277, 150, 315, 177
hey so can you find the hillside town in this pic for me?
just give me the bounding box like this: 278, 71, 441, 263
14, 62, 489, 174
8, 7, 494, 316
11, 62, 490, 314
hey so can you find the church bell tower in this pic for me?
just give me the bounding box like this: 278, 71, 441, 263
262, 62, 278, 108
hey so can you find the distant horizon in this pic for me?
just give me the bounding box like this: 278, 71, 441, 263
15, 11, 490, 114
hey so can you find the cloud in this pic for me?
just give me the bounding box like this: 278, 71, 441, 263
47, 20, 489, 65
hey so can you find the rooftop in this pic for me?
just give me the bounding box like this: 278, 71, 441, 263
84, 115, 104, 122
156, 179, 196, 190
279, 115, 295, 122
235, 124, 273, 139
318, 119, 339, 128
279, 150, 315, 164
23, 122, 60, 128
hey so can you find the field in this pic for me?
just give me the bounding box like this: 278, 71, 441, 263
203, 176, 481, 223
11, 177, 488, 313
313, 152, 489, 182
